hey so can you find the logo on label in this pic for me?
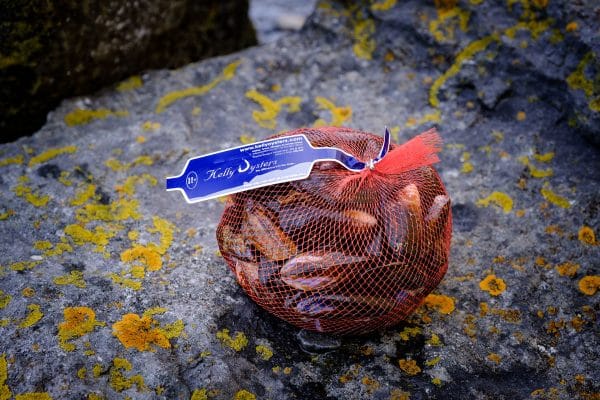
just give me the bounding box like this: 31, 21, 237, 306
185, 171, 198, 189
238, 158, 250, 173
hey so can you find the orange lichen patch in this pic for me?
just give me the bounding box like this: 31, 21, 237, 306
546, 319, 566, 336
21, 287, 35, 297
64, 224, 115, 253
109, 358, 146, 392
19, 304, 43, 328
156, 60, 240, 113
476, 191, 513, 213
540, 183, 571, 208
112, 313, 182, 351
565, 21, 578, 32
13, 176, 50, 207
390, 389, 411, 400
516, 111, 526, 121
233, 390, 256, 400
147, 216, 175, 255
70, 184, 97, 206
216, 329, 248, 352
245, 89, 302, 129
121, 245, 162, 272
0, 154, 24, 167
487, 353, 502, 364
361, 375, 380, 394
570, 316, 586, 332
75, 198, 141, 223
555, 262, 579, 277
112, 314, 169, 351
398, 359, 421, 375
578, 226, 596, 245
58, 307, 105, 351
28, 145, 77, 167
0, 291, 11, 309
479, 274, 506, 296
421, 294, 455, 314
313, 97, 352, 127
578, 276, 600, 296
53, 270, 86, 288
65, 109, 128, 126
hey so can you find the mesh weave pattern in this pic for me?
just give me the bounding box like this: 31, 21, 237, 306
217, 127, 452, 335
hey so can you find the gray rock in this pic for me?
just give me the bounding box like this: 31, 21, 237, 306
0, 0, 598, 399
0, 0, 256, 142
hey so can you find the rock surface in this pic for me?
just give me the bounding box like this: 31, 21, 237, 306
0, 0, 256, 143
0, 0, 599, 399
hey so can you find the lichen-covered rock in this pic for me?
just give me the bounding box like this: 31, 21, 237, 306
0, 0, 598, 399
0, 0, 256, 143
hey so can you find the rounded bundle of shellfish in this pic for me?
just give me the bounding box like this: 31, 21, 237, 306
217, 127, 452, 335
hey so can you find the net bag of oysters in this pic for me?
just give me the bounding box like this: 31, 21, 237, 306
217, 127, 452, 335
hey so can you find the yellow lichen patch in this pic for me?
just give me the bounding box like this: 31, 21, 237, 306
566, 52, 600, 112
0, 354, 12, 400
14, 394, 53, 400
422, 294, 456, 314
105, 155, 153, 172
58, 171, 72, 186
77, 367, 87, 379
92, 364, 104, 378
22, 287, 35, 297
121, 245, 162, 272
0, 291, 11, 309
517, 155, 553, 178
245, 89, 302, 129
109, 358, 146, 392
256, 344, 274, 360
0, 209, 14, 220
191, 389, 208, 400
53, 270, 86, 288
427, 333, 442, 346
398, 359, 421, 375
578, 226, 596, 245
487, 353, 502, 364
430, 35, 497, 107
156, 60, 240, 113
425, 356, 442, 367
313, 97, 352, 127
371, 0, 396, 11
147, 216, 175, 255
479, 274, 507, 296
115, 174, 157, 197
116, 76, 143, 92
58, 307, 104, 351
398, 326, 422, 341
9, 261, 40, 271
233, 390, 256, 400
28, 145, 77, 167
216, 329, 248, 352
65, 109, 129, 126
578, 275, 600, 296
353, 17, 376, 60
0, 154, 24, 167
533, 151, 554, 162
429, 5, 470, 43
33, 240, 52, 251
19, 304, 43, 328
75, 198, 141, 223
540, 183, 571, 208
112, 314, 171, 351
13, 176, 50, 207
476, 191, 513, 213
555, 262, 579, 277
108, 273, 142, 291
239, 134, 256, 145
43, 241, 74, 257
65, 224, 115, 253
70, 184, 97, 206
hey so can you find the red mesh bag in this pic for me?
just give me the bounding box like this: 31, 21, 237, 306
217, 127, 452, 335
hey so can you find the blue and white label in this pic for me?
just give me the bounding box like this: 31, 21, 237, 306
166, 128, 391, 203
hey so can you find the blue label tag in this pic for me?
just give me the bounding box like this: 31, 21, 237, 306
166, 129, 391, 203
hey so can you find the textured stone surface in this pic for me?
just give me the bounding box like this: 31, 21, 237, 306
0, 0, 599, 399
0, 0, 256, 143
